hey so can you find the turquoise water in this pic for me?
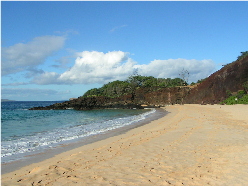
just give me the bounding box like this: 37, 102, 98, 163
1, 101, 155, 163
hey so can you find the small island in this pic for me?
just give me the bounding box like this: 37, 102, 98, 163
1, 99, 16, 102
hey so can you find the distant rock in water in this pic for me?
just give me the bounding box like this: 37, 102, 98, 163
1, 99, 16, 102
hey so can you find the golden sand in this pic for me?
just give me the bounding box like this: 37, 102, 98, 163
2, 104, 248, 186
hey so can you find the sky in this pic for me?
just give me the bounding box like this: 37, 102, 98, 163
1, 1, 248, 101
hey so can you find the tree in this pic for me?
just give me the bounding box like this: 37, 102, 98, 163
169, 78, 185, 87
101, 80, 130, 98
83, 88, 102, 97
179, 68, 189, 86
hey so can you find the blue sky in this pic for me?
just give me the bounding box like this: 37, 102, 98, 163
1, 1, 248, 101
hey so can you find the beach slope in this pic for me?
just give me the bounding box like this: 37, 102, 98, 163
2, 104, 248, 185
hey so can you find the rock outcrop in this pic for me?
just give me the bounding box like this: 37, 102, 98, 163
184, 55, 248, 104
29, 56, 248, 110
29, 87, 191, 110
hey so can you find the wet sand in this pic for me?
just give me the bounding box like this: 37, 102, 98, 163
1, 104, 248, 185
1, 108, 167, 174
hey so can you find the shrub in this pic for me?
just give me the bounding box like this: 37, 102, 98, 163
221, 94, 248, 105
237, 51, 248, 61
243, 81, 248, 92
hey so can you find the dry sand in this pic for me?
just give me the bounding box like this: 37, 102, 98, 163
1, 104, 248, 186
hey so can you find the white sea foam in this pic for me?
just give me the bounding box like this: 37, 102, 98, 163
1, 105, 156, 163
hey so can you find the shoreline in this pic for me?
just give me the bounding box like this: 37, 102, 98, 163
1, 108, 167, 174
2, 104, 248, 185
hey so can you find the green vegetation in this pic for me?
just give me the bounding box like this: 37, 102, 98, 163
237, 51, 248, 61
190, 78, 207, 86
221, 49, 248, 105
197, 78, 207, 83
243, 81, 248, 92
83, 51, 248, 101
222, 51, 248, 67
221, 90, 248, 105
82, 75, 186, 98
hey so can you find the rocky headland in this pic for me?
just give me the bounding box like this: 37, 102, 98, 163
29, 55, 248, 110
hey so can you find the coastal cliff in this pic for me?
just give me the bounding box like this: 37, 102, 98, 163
29, 87, 191, 110
29, 55, 248, 110
184, 55, 248, 104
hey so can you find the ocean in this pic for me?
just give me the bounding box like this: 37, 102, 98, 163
1, 101, 156, 164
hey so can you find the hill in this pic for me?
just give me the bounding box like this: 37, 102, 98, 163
29, 52, 248, 110
184, 54, 248, 104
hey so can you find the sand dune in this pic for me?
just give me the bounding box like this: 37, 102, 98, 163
2, 104, 248, 186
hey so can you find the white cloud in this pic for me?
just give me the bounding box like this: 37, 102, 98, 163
2, 88, 58, 95
32, 72, 61, 85
110, 25, 127, 33
31, 51, 216, 85
52, 56, 72, 69
33, 51, 136, 84
136, 58, 215, 83
1, 88, 70, 101
1, 82, 29, 86
1, 35, 66, 75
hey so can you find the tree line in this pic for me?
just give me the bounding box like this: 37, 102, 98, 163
82, 75, 187, 98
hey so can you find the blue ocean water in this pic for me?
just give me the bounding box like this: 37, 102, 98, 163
1, 101, 155, 163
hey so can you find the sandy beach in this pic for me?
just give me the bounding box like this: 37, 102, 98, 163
2, 104, 248, 186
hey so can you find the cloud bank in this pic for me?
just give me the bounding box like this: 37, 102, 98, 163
1, 35, 66, 75
1, 88, 70, 100
32, 51, 215, 85
136, 58, 215, 83
32, 51, 135, 84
